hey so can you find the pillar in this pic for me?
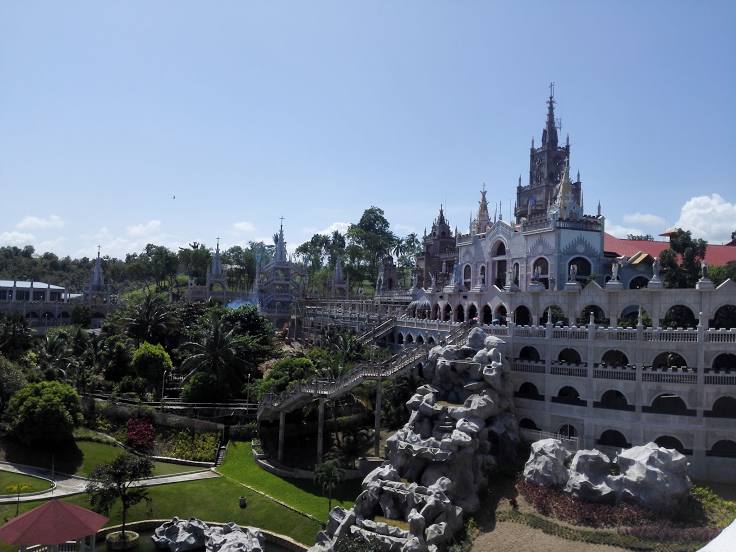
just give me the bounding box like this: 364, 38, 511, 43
374, 378, 383, 457
278, 411, 286, 464
317, 399, 325, 463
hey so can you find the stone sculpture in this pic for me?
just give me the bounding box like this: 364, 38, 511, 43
152, 518, 264, 552
611, 261, 619, 281
568, 263, 578, 282
523, 440, 692, 513
310, 328, 519, 551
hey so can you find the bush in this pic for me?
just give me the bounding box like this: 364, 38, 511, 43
0, 354, 27, 413
157, 430, 219, 462
4, 381, 82, 446
230, 422, 257, 441
126, 417, 155, 451
517, 480, 656, 528
181, 372, 222, 403
260, 357, 315, 395
131, 342, 172, 390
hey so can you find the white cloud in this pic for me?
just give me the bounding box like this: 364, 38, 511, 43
676, 194, 736, 243
38, 237, 67, 251
622, 212, 666, 228
0, 231, 35, 246
313, 222, 350, 236
232, 221, 256, 234
126, 220, 161, 238
16, 214, 64, 230
605, 222, 644, 238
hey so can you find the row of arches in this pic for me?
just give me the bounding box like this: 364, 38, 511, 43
515, 382, 736, 418
517, 346, 736, 370
22, 310, 105, 320
518, 419, 736, 457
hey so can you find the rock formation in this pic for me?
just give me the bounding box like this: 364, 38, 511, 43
523, 439, 692, 512
152, 518, 264, 552
310, 327, 519, 552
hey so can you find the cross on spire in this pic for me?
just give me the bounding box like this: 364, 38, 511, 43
96, 245, 101, 259
549, 81, 555, 98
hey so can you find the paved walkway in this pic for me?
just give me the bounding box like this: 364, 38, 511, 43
0, 461, 220, 503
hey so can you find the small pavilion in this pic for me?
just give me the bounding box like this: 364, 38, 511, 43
0, 500, 108, 552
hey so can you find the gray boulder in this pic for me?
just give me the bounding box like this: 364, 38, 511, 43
564, 449, 615, 503
152, 518, 209, 552
523, 439, 571, 488
207, 523, 264, 552
466, 328, 487, 350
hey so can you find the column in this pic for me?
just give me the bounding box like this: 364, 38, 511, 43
374, 378, 383, 457
278, 411, 286, 464
317, 399, 325, 463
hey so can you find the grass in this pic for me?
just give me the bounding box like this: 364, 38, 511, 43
217, 441, 361, 521
0, 436, 198, 477
0, 470, 53, 494
374, 515, 409, 531
0, 477, 321, 552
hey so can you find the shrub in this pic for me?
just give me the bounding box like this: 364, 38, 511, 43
517, 480, 656, 528
230, 422, 258, 441
181, 372, 222, 403
131, 342, 172, 389
126, 417, 155, 451
157, 430, 219, 462
4, 381, 82, 446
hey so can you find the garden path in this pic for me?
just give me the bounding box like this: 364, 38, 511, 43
0, 461, 219, 503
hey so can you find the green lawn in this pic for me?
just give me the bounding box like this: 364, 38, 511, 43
217, 441, 361, 521
0, 478, 321, 552
0, 469, 53, 494
0, 437, 198, 477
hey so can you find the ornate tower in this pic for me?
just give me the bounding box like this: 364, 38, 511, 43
206, 238, 228, 291
515, 84, 580, 223
471, 186, 491, 234
274, 219, 288, 263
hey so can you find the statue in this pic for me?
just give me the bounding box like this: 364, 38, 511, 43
568, 263, 578, 282
410, 273, 418, 290
652, 257, 661, 280
429, 272, 436, 290
611, 261, 619, 281
533, 265, 541, 281
701, 259, 709, 279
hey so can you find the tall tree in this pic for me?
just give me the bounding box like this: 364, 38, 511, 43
346, 206, 396, 282
659, 229, 708, 288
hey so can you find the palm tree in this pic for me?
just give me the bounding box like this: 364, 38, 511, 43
314, 459, 343, 513
123, 294, 174, 345
180, 316, 262, 396
328, 332, 363, 365
0, 313, 33, 359
392, 238, 405, 261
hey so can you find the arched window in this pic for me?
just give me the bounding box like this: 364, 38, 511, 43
558, 424, 578, 438
515, 305, 531, 326
443, 304, 452, 321
406, 334, 414, 344
558, 348, 581, 364
596, 390, 633, 411
396, 333, 404, 345
516, 382, 543, 400
655, 435, 688, 454
709, 396, 736, 419
568, 257, 592, 282
553, 386, 585, 406
432, 304, 441, 321
646, 394, 692, 416
467, 304, 478, 321
577, 305, 608, 325
493, 305, 508, 325
541, 305, 568, 326
712, 353, 736, 370
519, 418, 539, 430
652, 352, 687, 369
532, 257, 549, 289
513, 263, 520, 286
492, 241, 506, 256
482, 305, 493, 325
427, 336, 436, 345
601, 350, 629, 367
629, 276, 649, 289
661, 305, 697, 329
598, 430, 630, 448
479, 265, 486, 286
519, 346, 541, 362
711, 305, 736, 330
455, 304, 465, 322
416, 335, 424, 344
463, 265, 472, 291
708, 440, 736, 458
619, 305, 651, 328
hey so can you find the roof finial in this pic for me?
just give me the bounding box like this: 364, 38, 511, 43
549, 81, 555, 98
97, 245, 101, 259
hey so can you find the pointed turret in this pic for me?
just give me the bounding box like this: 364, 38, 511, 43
542, 83, 558, 149
274, 218, 287, 263
209, 238, 223, 277
473, 185, 490, 233
89, 245, 104, 292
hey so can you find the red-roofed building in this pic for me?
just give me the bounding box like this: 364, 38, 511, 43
604, 233, 736, 266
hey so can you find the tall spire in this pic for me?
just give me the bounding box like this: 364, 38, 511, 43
542, 82, 558, 149
274, 217, 288, 263
474, 184, 490, 233
89, 245, 104, 292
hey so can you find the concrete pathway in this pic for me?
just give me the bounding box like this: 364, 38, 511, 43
0, 461, 220, 503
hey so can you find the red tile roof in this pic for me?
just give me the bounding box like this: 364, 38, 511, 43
0, 500, 108, 545
604, 234, 736, 266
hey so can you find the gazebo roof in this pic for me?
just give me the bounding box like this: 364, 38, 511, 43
0, 500, 108, 545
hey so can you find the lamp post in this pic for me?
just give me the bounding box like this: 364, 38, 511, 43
160, 370, 168, 412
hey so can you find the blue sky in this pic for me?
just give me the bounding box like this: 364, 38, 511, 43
1, 1, 735, 258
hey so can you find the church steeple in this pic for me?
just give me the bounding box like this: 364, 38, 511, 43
89, 245, 104, 292
542, 82, 558, 149
274, 217, 288, 263
472, 185, 491, 234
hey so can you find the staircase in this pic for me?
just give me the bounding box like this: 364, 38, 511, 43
215, 443, 227, 466
257, 323, 471, 421
356, 317, 396, 345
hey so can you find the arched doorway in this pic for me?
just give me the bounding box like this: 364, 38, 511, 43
443, 304, 452, 321
519, 418, 539, 430
652, 352, 687, 369
712, 353, 736, 370
709, 396, 736, 419
516, 382, 543, 400
519, 346, 541, 362
629, 276, 649, 289
558, 348, 582, 364
661, 305, 697, 329
463, 265, 472, 291
578, 305, 608, 325
596, 390, 633, 411
531, 257, 549, 289
568, 257, 592, 283
708, 440, 736, 458
455, 304, 465, 322
553, 386, 585, 406
558, 424, 578, 438
601, 350, 629, 367
655, 435, 688, 454
482, 305, 492, 325
540, 305, 568, 326
647, 394, 691, 416
711, 305, 736, 329
598, 429, 630, 448
514, 305, 531, 326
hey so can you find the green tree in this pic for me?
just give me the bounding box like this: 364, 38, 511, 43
314, 458, 343, 513
0, 355, 27, 413
178, 242, 211, 285
5, 483, 32, 516
104, 337, 133, 382
123, 293, 175, 345
220, 304, 273, 343
86, 453, 153, 543
71, 305, 92, 327
659, 229, 708, 288
131, 342, 173, 392
0, 313, 33, 360
259, 356, 315, 395
296, 234, 330, 271
181, 372, 221, 403
4, 381, 82, 446
180, 316, 264, 397
346, 207, 396, 282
